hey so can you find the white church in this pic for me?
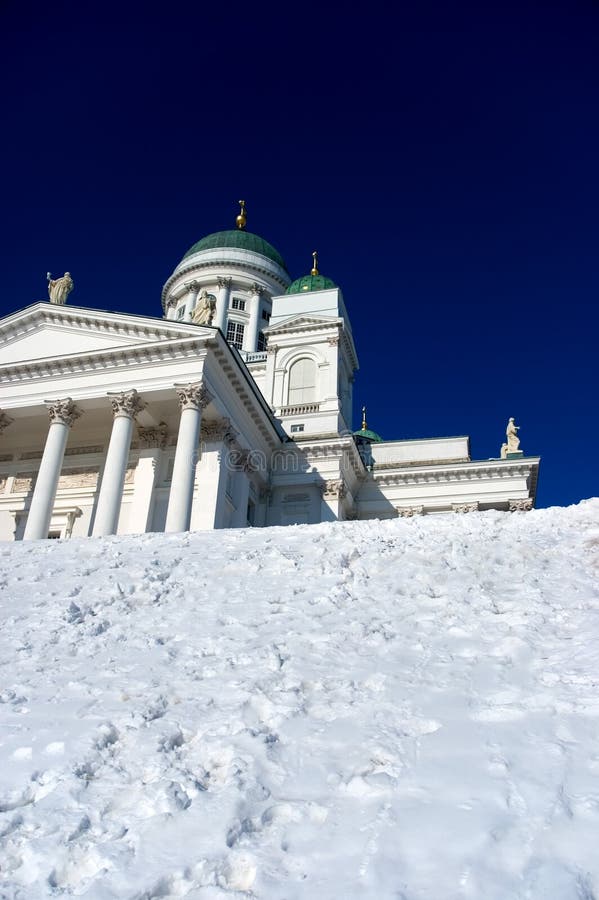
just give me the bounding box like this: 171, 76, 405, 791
0, 203, 539, 541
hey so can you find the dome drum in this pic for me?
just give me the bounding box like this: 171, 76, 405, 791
163, 233, 291, 313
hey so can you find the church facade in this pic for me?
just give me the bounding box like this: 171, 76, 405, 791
0, 207, 539, 541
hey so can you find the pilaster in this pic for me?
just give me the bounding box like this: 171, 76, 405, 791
320, 478, 346, 522
191, 417, 235, 530
232, 450, 253, 527
128, 423, 168, 534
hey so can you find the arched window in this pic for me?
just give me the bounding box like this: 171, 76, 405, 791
288, 358, 316, 404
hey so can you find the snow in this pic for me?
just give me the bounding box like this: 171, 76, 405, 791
1, 500, 599, 899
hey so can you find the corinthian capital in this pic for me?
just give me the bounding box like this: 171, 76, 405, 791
45, 398, 82, 427
0, 410, 15, 434
322, 479, 346, 499
108, 389, 146, 419
217, 277, 232, 289
396, 505, 424, 518
452, 501, 479, 514
175, 382, 212, 412
251, 282, 264, 297
201, 417, 235, 443
138, 422, 168, 449
509, 498, 533, 512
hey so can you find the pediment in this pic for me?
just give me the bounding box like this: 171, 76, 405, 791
266, 313, 342, 334
0, 303, 202, 365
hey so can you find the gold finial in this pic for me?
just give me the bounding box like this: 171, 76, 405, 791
236, 199, 247, 230
362, 405, 367, 431
311, 250, 319, 276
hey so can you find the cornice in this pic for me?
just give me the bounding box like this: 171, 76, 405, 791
266, 317, 359, 371
0, 302, 199, 348
374, 456, 468, 469
288, 436, 367, 480
373, 458, 540, 488
161, 259, 290, 310
0, 336, 214, 384
267, 315, 343, 335
212, 344, 284, 452
1, 317, 286, 455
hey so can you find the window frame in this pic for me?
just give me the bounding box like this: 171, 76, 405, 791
287, 357, 317, 405
226, 320, 245, 350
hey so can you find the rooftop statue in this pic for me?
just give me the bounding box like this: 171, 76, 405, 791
506, 417, 521, 453
47, 272, 74, 305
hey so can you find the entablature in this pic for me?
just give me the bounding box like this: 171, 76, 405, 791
371, 457, 540, 489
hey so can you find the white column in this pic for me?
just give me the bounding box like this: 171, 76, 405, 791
164, 297, 177, 320
243, 283, 263, 352
127, 424, 167, 533
214, 277, 231, 332
165, 382, 211, 533
93, 390, 145, 537
184, 282, 200, 322
23, 399, 81, 541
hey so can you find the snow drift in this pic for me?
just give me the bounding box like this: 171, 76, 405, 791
1, 500, 598, 899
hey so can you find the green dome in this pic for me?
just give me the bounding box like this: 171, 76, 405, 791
354, 427, 383, 443
182, 230, 288, 272
285, 273, 337, 294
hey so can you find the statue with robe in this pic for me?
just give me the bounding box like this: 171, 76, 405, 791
506, 417, 521, 453
47, 272, 74, 305
192, 289, 216, 326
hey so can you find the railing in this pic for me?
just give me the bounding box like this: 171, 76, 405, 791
240, 351, 267, 363
276, 403, 320, 417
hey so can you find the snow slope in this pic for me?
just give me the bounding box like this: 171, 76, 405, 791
1, 501, 599, 899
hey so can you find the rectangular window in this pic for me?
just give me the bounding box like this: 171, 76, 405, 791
257, 331, 267, 352
290, 424, 305, 433
176, 306, 185, 320
226, 321, 245, 350
231, 297, 246, 311
261, 309, 271, 322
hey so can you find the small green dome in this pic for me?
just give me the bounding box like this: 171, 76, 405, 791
354, 427, 383, 443
285, 273, 337, 294
183, 230, 288, 272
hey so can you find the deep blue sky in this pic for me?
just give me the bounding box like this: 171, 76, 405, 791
1, 2, 598, 508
